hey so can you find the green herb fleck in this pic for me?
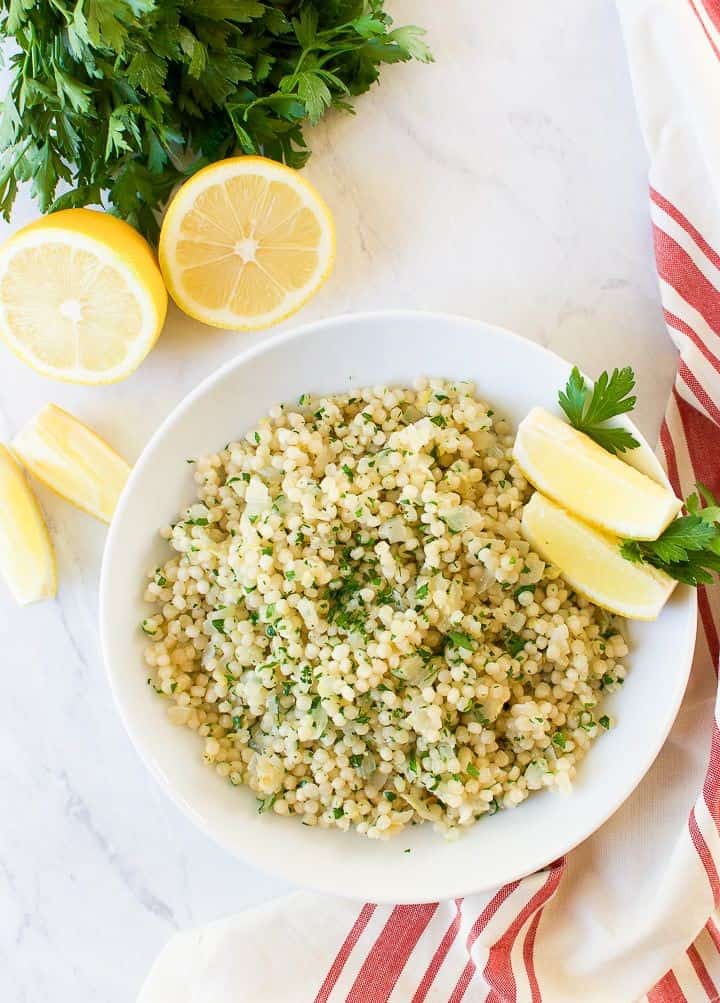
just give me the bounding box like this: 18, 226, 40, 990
501, 630, 526, 658
445, 630, 475, 651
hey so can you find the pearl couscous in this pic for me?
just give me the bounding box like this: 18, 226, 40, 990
141, 379, 628, 839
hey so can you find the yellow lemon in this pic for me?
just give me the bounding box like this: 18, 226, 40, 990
0, 444, 56, 604
159, 157, 335, 330
514, 407, 681, 540
521, 492, 676, 620
0, 209, 167, 384
12, 404, 131, 523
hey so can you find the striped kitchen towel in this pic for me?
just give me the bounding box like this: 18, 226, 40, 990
139, 1, 720, 1000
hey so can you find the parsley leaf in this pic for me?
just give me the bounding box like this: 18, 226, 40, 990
558, 366, 640, 454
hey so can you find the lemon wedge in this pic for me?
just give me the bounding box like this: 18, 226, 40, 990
12, 404, 131, 524
513, 407, 681, 540
522, 492, 676, 620
0, 444, 56, 604
0, 209, 167, 384
159, 156, 335, 330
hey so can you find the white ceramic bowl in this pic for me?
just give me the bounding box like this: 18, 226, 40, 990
100, 311, 696, 903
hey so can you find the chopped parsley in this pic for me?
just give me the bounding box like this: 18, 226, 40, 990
445, 630, 475, 651
501, 630, 526, 658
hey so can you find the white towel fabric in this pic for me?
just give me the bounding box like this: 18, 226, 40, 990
139, 2, 720, 1000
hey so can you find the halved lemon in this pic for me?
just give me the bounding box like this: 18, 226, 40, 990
521, 492, 676, 620
159, 157, 335, 330
0, 209, 168, 384
0, 444, 56, 604
12, 404, 131, 524
514, 408, 681, 540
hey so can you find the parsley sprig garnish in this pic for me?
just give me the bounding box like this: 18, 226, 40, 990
621, 483, 720, 584
0, 1, 432, 241
558, 366, 640, 454
556, 365, 720, 586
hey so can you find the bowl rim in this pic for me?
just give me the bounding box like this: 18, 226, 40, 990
100, 308, 697, 902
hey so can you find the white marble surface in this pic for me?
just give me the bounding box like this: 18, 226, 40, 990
0, 2, 678, 1000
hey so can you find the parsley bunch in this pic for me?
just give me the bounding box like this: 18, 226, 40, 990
0, 1, 431, 241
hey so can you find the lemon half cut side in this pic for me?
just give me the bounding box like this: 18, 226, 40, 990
0, 209, 168, 384
159, 157, 335, 331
